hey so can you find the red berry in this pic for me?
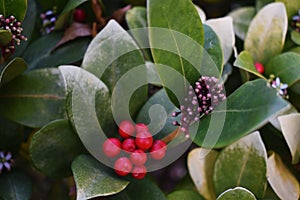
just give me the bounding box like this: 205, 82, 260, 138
130, 149, 147, 165
150, 141, 167, 160
135, 131, 153, 150
102, 138, 121, 158
122, 138, 136, 152
119, 120, 135, 138
131, 165, 147, 179
73, 9, 86, 23
114, 157, 133, 176
135, 123, 149, 133
254, 62, 264, 74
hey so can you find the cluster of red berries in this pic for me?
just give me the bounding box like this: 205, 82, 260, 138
102, 121, 167, 179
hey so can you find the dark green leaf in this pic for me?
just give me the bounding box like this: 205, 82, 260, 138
0, 116, 23, 152
35, 0, 68, 13
23, 32, 90, 71
193, 79, 289, 148
167, 190, 205, 200
233, 51, 266, 79
81, 20, 147, 117
0, 30, 12, 46
244, 3, 287, 64
203, 24, 223, 73
291, 30, 300, 45
29, 119, 85, 178
14, 0, 37, 57
265, 52, 300, 86
213, 132, 267, 198
228, 7, 256, 40
136, 89, 179, 140
110, 177, 166, 200
0, 0, 27, 21
216, 187, 256, 200
0, 68, 66, 128
148, 0, 205, 87
71, 154, 129, 199
0, 57, 27, 87
61, 0, 88, 15
0, 172, 32, 200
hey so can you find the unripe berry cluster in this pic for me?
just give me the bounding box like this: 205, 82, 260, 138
102, 121, 167, 179
0, 15, 27, 56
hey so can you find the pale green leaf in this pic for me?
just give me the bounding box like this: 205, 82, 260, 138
275, 0, 300, 19
167, 190, 205, 200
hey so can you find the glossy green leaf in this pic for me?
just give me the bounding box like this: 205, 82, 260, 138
30, 119, 85, 178
0, 57, 27, 87
291, 30, 300, 46
275, 0, 300, 19
194, 5, 206, 22
203, 24, 223, 74
267, 152, 300, 200
0, 116, 23, 152
216, 187, 256, 200
0, 0, 27, 21
167, 190, 205, 200
14, 0, 36, 57
61, 0, 88, 15
193, 79, 289, 148
233, 51, 266, 79
278, 113, 300, 164
188, 148, 218, 200
265, 52, 300, 86
213, 132, 268, 198
228, 7, 256, 40
23, 32, 90, 71
0, 172, 32, 200
148, 0, 204, 85
0, 29, 12, 46
125, 6, 151, 60
110, 177, 166, 200
0, 68, 66, 128
245, 2, 288, 64
71, 154, 129, 199
136, 89, 179, 140
59, 65, 112, 162
268, 102, 296, 131
205, 16, 235, 65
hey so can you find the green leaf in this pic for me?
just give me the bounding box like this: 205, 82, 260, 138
136, 89, 179, 140
188, 148, 218, 200
61, 0, 88, 15
193, 79, 289, 148
0, 172, 32, 200
29, 119, 85, 178
59, 65, 112, 162
291, 30, 300, 46
203, 24, 223, 74
167, 190, 205, 200
289, 46, 300, 55
125, 6, 151, 60
205, 16, 235, 65
213, 132, 267, 198
233, 51, 266, 79
0, 57, 27, 87
71, 154, 129, 199
216, 187, 256, 200
35, 0, 68, 13
0, 0, 27, 21
245, 2, 288, 64
0, 29, 12, 46
227, 7, 256, 40
275, 0, 300, 19
278, 113, 300, 164
148, 0, 204, 85
23, 32, 90, 71
267, 152, 300, 200
110, 177, 166, 200
265, 52, 300, 86
255, 0, 274, 11
0, 68, 66, 128
0, 116, 23, 152
14, 0, 37, 57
